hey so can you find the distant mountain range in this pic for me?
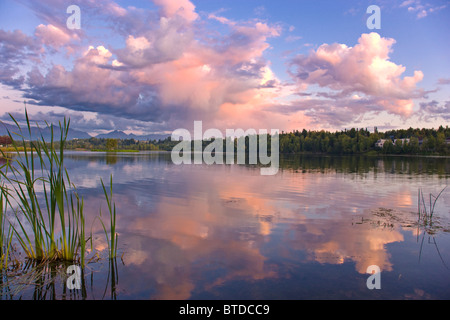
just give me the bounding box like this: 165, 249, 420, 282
0, 122, 169, 141
94, 130, 169, 141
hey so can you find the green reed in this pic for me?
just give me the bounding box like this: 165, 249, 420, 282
0, 111, 86, 264
418, 186, 447, 223
0, 110, 119, 275
99, 176, 118, 259
0, 192, 14, 270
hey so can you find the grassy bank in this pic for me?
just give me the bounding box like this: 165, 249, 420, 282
1, 146, 36, 153
91, 149, 139, 153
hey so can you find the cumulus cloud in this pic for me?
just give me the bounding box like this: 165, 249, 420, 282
153, 0, 199, 22
22, 45, 167, 123
0, 0, 285, 132
35, 24, 79, 49
0, 1, 440, 133
114, 16, 195, 68
288, 32, 424, 122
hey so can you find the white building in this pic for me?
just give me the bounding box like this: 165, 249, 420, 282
376, 138, 410, 148
375, 139, 388, 148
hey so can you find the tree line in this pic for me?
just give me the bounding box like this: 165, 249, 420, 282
64, 137, 160, 151
1, 125, 449, 155
154, 125, 449, 156
278, 126, 449, 155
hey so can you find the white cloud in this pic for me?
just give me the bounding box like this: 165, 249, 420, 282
402, 0, 447, 19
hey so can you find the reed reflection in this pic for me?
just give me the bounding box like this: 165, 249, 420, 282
0, 258, 120, 300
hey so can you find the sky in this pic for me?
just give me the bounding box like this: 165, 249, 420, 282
0, 0, 449, 136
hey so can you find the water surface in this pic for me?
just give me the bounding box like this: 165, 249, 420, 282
2, 152, 449, 299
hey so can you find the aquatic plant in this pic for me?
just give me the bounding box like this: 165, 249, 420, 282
0, 111, 118, 268
0, 192, 14, 270
99, 176, 118, 259
0, 112, 86, 264
418, 186, 447, 224
416, 186, 448, 268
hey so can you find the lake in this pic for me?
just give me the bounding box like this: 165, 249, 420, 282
1, 152, 449, 300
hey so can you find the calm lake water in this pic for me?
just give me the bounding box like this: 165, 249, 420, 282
1, 152, 450, 300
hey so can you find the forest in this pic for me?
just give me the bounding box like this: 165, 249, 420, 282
276, 126, 450, 155
1, 125, 449, 155
157, 126, 450, 156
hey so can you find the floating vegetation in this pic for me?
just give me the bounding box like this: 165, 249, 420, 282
361, 185, 449, 235
358, 186, 448, 269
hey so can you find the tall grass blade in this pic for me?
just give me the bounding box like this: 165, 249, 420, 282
100, 176, 118, 259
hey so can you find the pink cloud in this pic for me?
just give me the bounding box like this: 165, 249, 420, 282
2, 0, 288, 131
401, 0, 447, 19
2, 0, 287, 132
35, 24, 80, 51
24, 45, 140, 114
115, 16, 194, 67
289, 32, 424, 117
111, 13, 282, 128
3, 1, 435, 133
152, 0, 198, 22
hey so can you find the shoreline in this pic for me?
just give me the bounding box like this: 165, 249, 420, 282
2, 148, 449, 159
279, 152, 450, 159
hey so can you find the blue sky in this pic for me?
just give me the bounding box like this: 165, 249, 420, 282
0, 0, 448, 135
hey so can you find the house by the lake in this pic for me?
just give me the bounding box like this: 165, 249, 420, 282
375, 139, 388, 148
375, 138, 410, 148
